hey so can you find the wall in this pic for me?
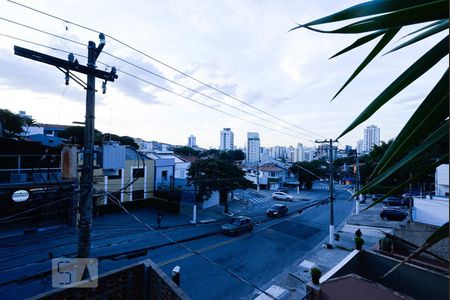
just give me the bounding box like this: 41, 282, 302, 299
93, 159, 154, 204
413, 196, 448, 226
394, 221, 449, 260
435, 164, 449, 196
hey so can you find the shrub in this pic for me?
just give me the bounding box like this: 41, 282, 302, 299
354, 237, 364, 250
310, 267, 321, 285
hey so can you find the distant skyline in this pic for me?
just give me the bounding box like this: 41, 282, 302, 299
1, 1, 447, 149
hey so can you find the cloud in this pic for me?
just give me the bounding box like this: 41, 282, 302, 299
0, 48, 85, 100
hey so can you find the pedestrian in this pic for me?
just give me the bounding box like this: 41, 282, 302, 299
156, 211, 163, 229
355, 228, 362, 238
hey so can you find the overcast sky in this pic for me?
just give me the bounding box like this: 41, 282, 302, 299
0, 0, 447, 149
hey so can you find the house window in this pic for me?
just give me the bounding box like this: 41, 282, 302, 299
133, 168, 145, 178
162, 170, 168, 180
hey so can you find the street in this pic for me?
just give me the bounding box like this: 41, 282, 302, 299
0, 183, 353, 299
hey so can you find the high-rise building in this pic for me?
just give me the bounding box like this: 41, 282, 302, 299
246, 132, 260, 162
293, 143, 304, 162
303, 147, 315, 162
219, 128, 234, 150
356, 139, 364, 155
364, 125, 380, 154
187, 135, 197, 148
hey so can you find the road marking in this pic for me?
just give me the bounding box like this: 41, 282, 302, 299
157, 234, 249, 267
254, 285, 286, 299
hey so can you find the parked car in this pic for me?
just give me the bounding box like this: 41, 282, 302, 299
371, 194, 385, 201
266, 204, 288, 217
380, 208, 408, 221
272, 192, 294, 201
382, 197, 409, 207
221, 216, 253, 235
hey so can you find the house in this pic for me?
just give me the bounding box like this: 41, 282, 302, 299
0, 138, 76, 228
308, 250, 448, 300
244, 162, 289, 190
92, 145, 155, 205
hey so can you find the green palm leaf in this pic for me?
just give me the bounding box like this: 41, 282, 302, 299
362, 153, 449, 210
381, 222, 449, 279
329, 30, 386, 59
398, 19, 448, 40
298, 0, 434, 28
385, 20, 449, 55
332, 28, 400, 100
371, 70, 449, 177
338, 35, 448, 139
359, 121, 448, 194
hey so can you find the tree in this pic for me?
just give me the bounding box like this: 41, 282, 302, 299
174, 146, 200, 157
187, 157, 252, 213
292, 0, 448, 275
58, 126, 103, 146
0, 109, 34, 138
108, 134, 139, 149
290, 160, 327, 190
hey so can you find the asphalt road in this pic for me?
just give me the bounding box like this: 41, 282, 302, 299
0, 184, 353, 299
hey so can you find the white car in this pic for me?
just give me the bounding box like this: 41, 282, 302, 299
272, 192, 294, 201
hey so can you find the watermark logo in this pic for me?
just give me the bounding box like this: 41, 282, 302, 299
52, 258, 98, 288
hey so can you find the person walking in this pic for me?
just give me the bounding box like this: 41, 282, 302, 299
156, 211, 163, 229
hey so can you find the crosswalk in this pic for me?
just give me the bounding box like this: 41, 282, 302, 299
238, 193, 272, 204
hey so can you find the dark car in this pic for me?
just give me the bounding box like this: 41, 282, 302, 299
266, 204, 288, 217
382, 197, 409, 207
371, 194, 385, 201
380, 208, 408, 221
221, 216, 253, 235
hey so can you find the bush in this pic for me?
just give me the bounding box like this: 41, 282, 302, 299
379, 237, 393, 251
354, 237, 364, 250
310, 267, 321, 285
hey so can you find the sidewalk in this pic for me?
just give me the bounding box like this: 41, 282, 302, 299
252, 200, 405, 300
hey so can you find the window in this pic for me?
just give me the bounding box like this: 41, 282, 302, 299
162, 170, 168, 180
133, 168, 145, 178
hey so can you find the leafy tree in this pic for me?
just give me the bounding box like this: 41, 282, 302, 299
199, 149, 246, 161
292, 0, 448, 275
290, 160, 327, 190
174, 146, 200, 157
108, 134, 139, 149
0, 109, 34, 138
59, 126, 103, 146
187, 157, 252, 213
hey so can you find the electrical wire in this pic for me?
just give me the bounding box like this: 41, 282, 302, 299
105, 192, 278, 299
3, 1, 326, 139
0, 30, 315, 142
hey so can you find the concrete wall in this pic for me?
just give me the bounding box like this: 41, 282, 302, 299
394, 222, 449, 261
202, 191, 220, 209
413, 196, 448, 226
435, 164, 449, 196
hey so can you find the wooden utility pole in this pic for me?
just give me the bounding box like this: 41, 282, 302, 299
14, 34, 117, 258
315, 139, 338, 247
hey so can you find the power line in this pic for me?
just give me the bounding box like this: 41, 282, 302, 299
5, 0, 326, 139
101, 50, 318, 140
106, 193, 278, 300
0, 26, 315, 142
117, 68, 309, 140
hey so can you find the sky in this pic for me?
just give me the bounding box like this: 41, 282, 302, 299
0, 0, 447, 149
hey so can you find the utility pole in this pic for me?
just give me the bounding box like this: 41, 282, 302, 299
14, 35, 118, 258
355, 151, 361, 215
315, 139, 338, 247
256, 160, 260, 192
